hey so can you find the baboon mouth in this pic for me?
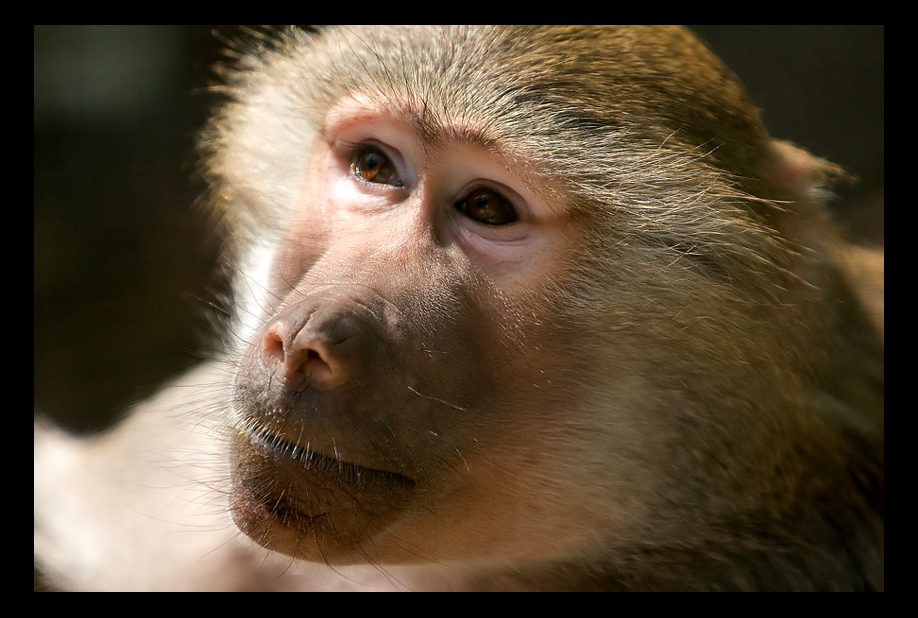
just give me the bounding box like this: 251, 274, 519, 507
230, 423, 417, 558
242, 424, 413, 483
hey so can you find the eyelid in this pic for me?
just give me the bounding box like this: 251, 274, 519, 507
457, 180, 527, 218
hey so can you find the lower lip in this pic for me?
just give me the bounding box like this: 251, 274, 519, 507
229, 426, 417, 559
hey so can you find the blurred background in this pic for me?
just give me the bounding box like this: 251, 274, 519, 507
34, 26, 884, 432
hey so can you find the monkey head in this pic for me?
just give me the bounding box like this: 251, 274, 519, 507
205, 26, 881, 583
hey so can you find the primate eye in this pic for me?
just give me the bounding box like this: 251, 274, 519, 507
454, 188, 519, 226
352, 145, 403, 188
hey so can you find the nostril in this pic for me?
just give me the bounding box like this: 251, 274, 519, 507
300, 348, 343, 390
263, 330, 286, 364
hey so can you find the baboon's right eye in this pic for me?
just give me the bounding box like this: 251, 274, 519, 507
352, 145, 404, 188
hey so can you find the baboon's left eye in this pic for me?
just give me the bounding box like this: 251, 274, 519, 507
454, 187, 519, 226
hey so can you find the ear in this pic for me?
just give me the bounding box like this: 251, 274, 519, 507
765, 139, 855, 204
765, 140, 882, 339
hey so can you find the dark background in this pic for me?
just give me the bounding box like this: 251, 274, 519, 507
34, 26, 884, 432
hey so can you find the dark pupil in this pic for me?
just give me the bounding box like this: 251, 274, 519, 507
358, 151, 382, 180
457, 188, 517, 225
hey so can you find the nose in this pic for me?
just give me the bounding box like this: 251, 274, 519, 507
260, 296, 374, 391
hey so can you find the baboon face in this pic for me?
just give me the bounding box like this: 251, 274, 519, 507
227, 92, 607, 565
216, 25, 860, 568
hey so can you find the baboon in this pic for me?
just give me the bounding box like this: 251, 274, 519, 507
34, 25, 883, 591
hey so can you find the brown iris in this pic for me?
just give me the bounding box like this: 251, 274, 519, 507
454, 187, 518, 226
353, 145, 403, 188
